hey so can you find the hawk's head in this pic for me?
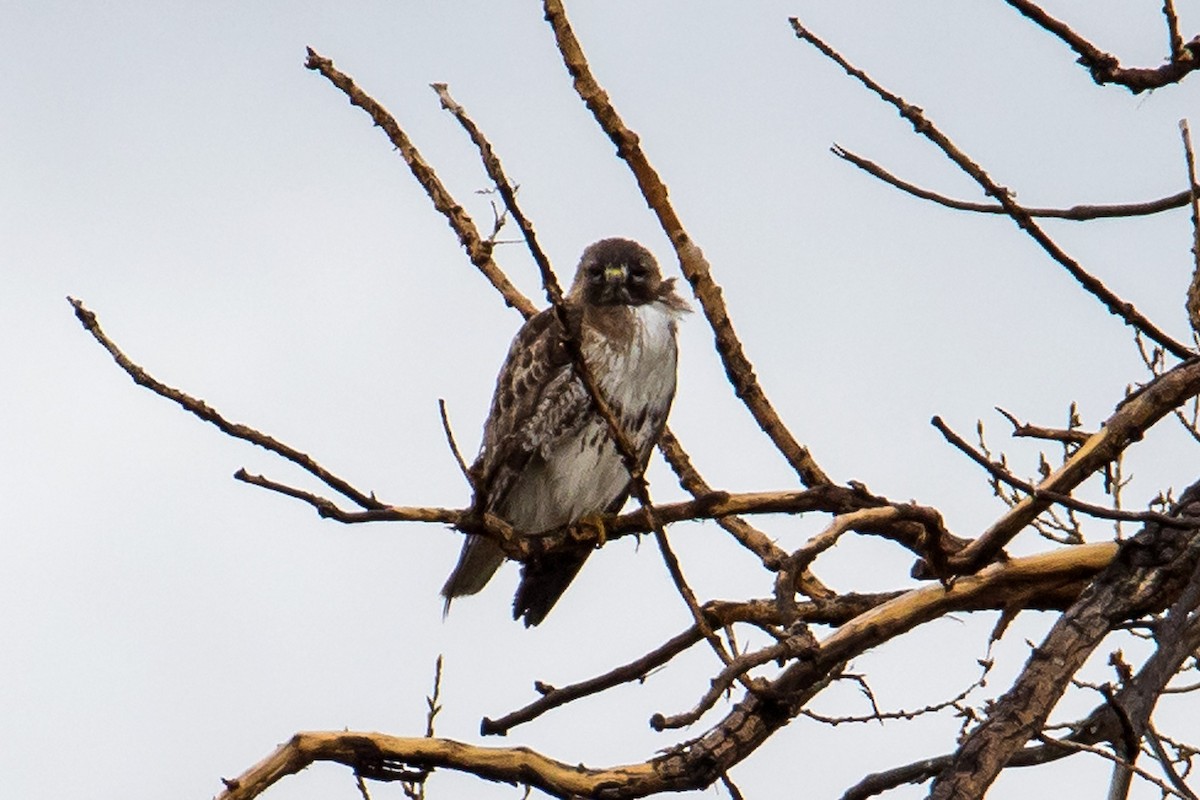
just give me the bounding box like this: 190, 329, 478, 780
569, 238, 667, 307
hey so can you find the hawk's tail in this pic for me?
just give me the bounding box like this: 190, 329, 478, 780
512, 548, 591, 627
440, 535, 505, 614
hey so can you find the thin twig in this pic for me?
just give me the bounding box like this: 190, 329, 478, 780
68, 297, 385, 511
1036, 734, 1193, 800
437, 399, 473, 488
833, 145, 1197, 221
651, 632, 819, 731
304, 48, 537, 320
995, 406, 1092, 444
791, 19, 1194, 360
1148, 722, 1200, 800
931, 416, 1193, 529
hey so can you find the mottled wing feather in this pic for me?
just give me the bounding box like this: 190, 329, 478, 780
470, 306, 587, 515
442, 307, 588, 604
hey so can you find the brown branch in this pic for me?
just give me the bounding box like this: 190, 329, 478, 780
931, 415, 1192, 529
68, 297, 385, 511
1183, 120, 1200, 337
481, 592, 900, 737
833, 145, 1197, 221
303, 48, 537, 320
215, 544, 1122, 800
1003, 0, 1200, 93
437, 398, 473, 489
791, 19, 1194, 361
845, 574, 1200, 799
1164, 0, 1186, 62
929, 481, 1200, 799
939, 356, 1200, 574
995, 406, 1093, 444
657, 429, 792, 571
1035, 735, 1191, 799
543, 0, 831, 488
651, 631, 819, 731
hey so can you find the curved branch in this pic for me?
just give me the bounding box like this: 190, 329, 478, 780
929, 481, 1200, 799
1003, 0, 1200, 93
833, 145, 1198, 221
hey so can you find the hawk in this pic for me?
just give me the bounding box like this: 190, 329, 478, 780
441, 237, 689, 626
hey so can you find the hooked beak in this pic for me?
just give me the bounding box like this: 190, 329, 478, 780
603, 264, 627, 283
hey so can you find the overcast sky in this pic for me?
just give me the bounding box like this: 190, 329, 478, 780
5, 2, 1200, 798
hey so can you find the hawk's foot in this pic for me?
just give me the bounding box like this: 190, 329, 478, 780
574, 512, 608, 548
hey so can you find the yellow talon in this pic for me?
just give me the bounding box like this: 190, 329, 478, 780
577, 512, 608, 547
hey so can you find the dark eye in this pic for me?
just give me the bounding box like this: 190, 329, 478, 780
587, 263, 604, 281
629, 262, 650, 280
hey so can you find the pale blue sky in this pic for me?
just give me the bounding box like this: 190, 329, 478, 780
5, 2, 1200, 798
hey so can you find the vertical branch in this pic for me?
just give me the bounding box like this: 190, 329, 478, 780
1164, 0, 1185, 62
542, 0, 832, 489
1182, 120, 1200, 336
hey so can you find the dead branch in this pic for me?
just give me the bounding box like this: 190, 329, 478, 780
833, 145, 1198, 221
932, 415, 1192, 529
929, 480, 1200, 799
1003, 0, 1200, 93
995, 406, 1093, 444
544, 0, 831, 488
303, 48, 537, 319
68, 297, 384, 511
790, 19, 1195, 361
937, 356, 1200, 574
1183, 120, 1200, 336
215, 544, 1124, 800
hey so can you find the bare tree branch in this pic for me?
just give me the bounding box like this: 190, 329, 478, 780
68, 297, 385, 511
304, 48, 538, 320
929, 481, 1200, 799
1003, 0, 1200, 93
833, 145, 1198, 221
790, 18, 1195, 361
544, 0, 832, 488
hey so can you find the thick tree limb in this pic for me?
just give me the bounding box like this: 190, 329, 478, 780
214, 544, 1122, 800
942, 357, 1200, 573
928, 481, 1200, 799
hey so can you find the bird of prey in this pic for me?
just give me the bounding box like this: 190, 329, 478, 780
441, 237, 689, 626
